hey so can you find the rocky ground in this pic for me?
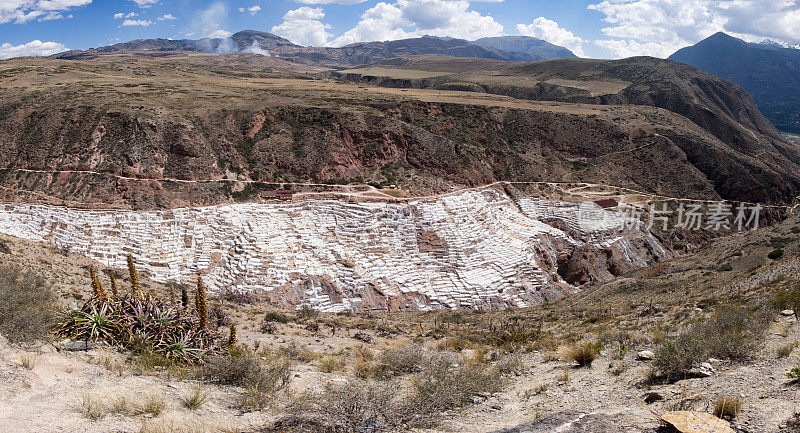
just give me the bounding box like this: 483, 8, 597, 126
1, 304, 799, 433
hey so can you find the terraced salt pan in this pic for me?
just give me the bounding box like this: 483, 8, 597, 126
0, 187, 665, 311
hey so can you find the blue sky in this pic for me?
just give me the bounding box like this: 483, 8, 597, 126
1, 0, 799, 60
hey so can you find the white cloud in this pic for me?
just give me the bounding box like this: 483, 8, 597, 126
0, 0, 90, 24
129, 0, 158, 8
593, 38, 675, 58
516, 17, 586, 57
157, 13, 176, 20
271, 6, 333, 46
587, 0, 800, 58
0, 40, 68, 59
113, 12, 136, 19
328, 0, 504, 47
207, 29, 232, 38
191, 1, 231, 38
239, 5, 261, 15
121, 18, 152, 26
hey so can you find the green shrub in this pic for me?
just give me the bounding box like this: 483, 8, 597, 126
0, 265, 56, 343
769, 249, 785, 260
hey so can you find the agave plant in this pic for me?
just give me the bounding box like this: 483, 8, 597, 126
56, 302, 122, 342
56, 256, 221, 365
157, 330, 209, 365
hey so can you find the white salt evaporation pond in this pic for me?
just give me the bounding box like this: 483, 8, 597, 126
0, 187, 668, 311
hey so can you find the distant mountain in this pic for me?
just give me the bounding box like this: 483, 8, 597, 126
332, 37, 541, 64
473, 36, 576, 60
52, 31, 566, 66
53, 30, 298, 59
669, 32, 800, 134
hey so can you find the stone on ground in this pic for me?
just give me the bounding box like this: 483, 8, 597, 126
661, 411, 734, 433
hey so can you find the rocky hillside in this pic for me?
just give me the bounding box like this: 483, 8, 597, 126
0, 54, 797, 208
335, 55, 800, 204
669, 32, 800, 134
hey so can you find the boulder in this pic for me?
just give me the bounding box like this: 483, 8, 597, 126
636, 350, 655, 360
56, 339, 96, 351
352, 332, 373, 343
688, 362, 715, 378
661, 411, 734, 433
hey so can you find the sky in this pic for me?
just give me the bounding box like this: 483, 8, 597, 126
1, 0, 799, 60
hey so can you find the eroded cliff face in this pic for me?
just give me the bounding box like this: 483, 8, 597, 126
1, 97, 756, 209
0, 187, 668, 311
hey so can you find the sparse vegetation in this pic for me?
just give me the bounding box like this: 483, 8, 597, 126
181, 385, 209, 410
655, 304, 772, 380
202, 345, 291, 396
20, 353, 36, 370
778, 341, 798, 358
559, 341, 601, 367
713, 395, 742, 420
0, 264, 56, 343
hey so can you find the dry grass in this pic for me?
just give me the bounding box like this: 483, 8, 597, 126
182, 386, 209, 411
80, 394, 108, 421
138, 394, 166, 417
20, 353, 36, 370
713, 395, 743, 420
778, 341, 798, 358
559, 341, 601, 367
317, 355, 345, 373
79, 392, 165, 420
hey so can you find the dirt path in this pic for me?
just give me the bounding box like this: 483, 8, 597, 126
0, 167, 793, 210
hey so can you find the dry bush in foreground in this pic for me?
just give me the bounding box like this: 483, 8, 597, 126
0, 264, 56, 343
559, 341, 601, 367
778, 341, 799, 358
202, 345, 291, 410
655, 304, 772, 381
20, 353, 37, 370
409, 354, 502, 414
290, 348, 502, 432
295, 379, 406, 432
379, 343, 430, 375
713, 395, 742, 420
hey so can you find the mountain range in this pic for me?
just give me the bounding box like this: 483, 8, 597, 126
669, 32, 800, 134
53, 30, 577, 66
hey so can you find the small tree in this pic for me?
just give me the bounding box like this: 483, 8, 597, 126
127, 253, 142, 298
195, 275, 208, 329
